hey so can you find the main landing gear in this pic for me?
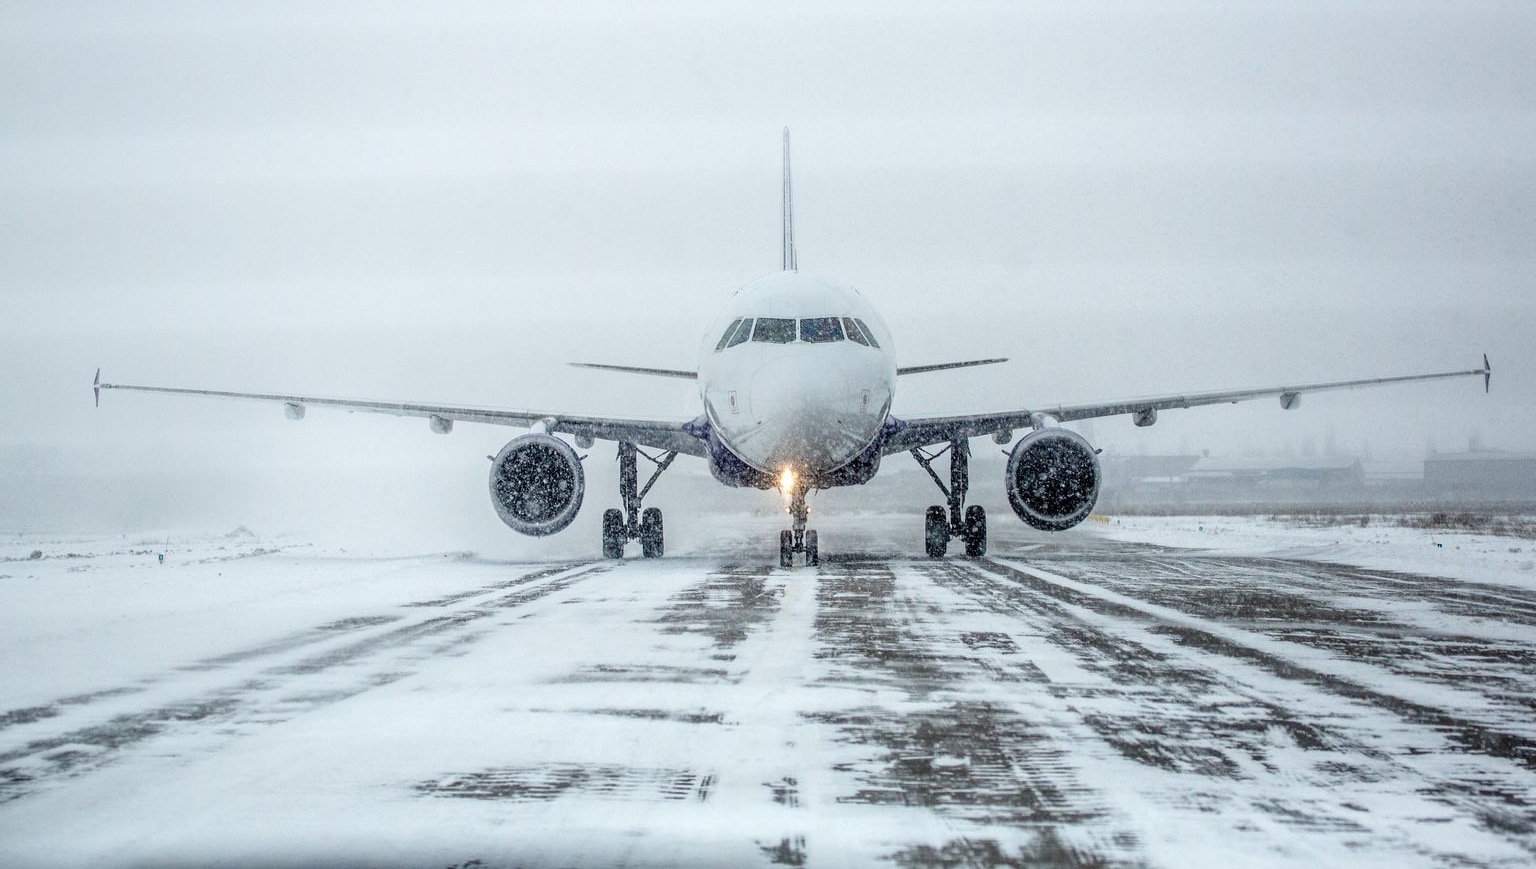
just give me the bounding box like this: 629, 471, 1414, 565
602, 441, 677, 559
778, 481, 820, 569
910, 439, 987, 557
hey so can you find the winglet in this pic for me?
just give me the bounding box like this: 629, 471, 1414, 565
93, 368, 101, 408
1484, 353, 1492, 393
781, 127, 797, 272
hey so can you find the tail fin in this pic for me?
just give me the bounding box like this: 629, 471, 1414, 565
781, 127, 797, 271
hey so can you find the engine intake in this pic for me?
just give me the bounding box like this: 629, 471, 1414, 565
488, 434, 585, 536
1006, 428, 1101, 531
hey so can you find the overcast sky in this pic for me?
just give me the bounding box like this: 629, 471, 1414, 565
3, 1, 1533, 534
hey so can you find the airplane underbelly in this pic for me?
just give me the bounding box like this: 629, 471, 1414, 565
727, 410, 877, 474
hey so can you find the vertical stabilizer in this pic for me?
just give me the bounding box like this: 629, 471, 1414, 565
782, 127, 797, 271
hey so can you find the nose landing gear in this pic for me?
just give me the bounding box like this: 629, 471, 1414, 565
911, 439, 987, 557
601, 441, 677, 558
778, 482, 819, 568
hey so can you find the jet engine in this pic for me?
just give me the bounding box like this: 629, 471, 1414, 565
1006, 428, 1101, 531
488, 433, 585, 536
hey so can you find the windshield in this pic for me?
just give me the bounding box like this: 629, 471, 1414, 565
716, 316, 871, 348
751, 318, 797, 344
799, 317, 844, 343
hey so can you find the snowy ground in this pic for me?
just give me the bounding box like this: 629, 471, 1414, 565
2, 514, 1534, 868
1086, 513, 1536, 590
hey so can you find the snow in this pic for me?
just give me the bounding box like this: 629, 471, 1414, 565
1, 516, 1534, 867
1084, 514, 1536, 590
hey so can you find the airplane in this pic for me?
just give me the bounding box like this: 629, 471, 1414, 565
95, 130, 1492, 567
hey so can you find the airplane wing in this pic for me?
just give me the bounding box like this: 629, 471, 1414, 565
93, 372, 709, 458
896, 358, 1007, 376
568, 363, 698, 379
884, 356, 1491, 454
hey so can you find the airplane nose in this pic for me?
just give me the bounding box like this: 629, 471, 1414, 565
749, 357, 853, 419
729, 354, 884, 472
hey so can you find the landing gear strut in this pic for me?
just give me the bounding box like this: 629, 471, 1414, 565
601, 441, 676, 558
910, 439, 987, 557
778, 481, 819, 568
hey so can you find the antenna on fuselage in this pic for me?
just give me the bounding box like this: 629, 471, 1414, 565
781, 127, 797, 272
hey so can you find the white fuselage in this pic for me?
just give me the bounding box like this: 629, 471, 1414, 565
696, 272, 897, 483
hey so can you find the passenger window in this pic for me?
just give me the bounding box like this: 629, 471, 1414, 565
843, 317, 870, 347
725, 318, 753, 348
799, 317, 843, 343
853, 318, 881, 348
751, 317, 796, 344
715, 318, 743, 352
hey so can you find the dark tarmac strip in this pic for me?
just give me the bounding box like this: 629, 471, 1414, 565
1, 532, 1534, 868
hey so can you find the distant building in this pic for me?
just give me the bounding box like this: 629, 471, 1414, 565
1089, 451, 1536, 511
1099, 455, 1202, 488
1423, 451, 1536, 496
1185, 456, 1364, 491
1096, 455, 1202, 508
1360, 460, 1423, 487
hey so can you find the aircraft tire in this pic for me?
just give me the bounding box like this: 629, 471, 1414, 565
805, 530, 819, 566
602, 509, 625, 559
963, 505, 987, 557
640, 508, 664, 558
779, 530, 794, 568
924, 506, 948, 558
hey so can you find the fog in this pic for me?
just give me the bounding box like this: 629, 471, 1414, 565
3, 1, 1534, 544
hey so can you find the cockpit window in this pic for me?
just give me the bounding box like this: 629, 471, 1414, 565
843, 317, 880, 348
726, 318, 753, 348
799, 317, 844, 343
751, 317, 796, 344
715, 318, 743, 352
717, 315, 873, 349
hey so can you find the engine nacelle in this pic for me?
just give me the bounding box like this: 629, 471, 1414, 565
488, 433, 585, 536
1006, 428, 1101, 531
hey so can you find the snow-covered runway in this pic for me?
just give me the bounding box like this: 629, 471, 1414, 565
2, 518, 1534, 868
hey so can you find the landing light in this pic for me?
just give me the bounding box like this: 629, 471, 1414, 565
778, 467, 806, 516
